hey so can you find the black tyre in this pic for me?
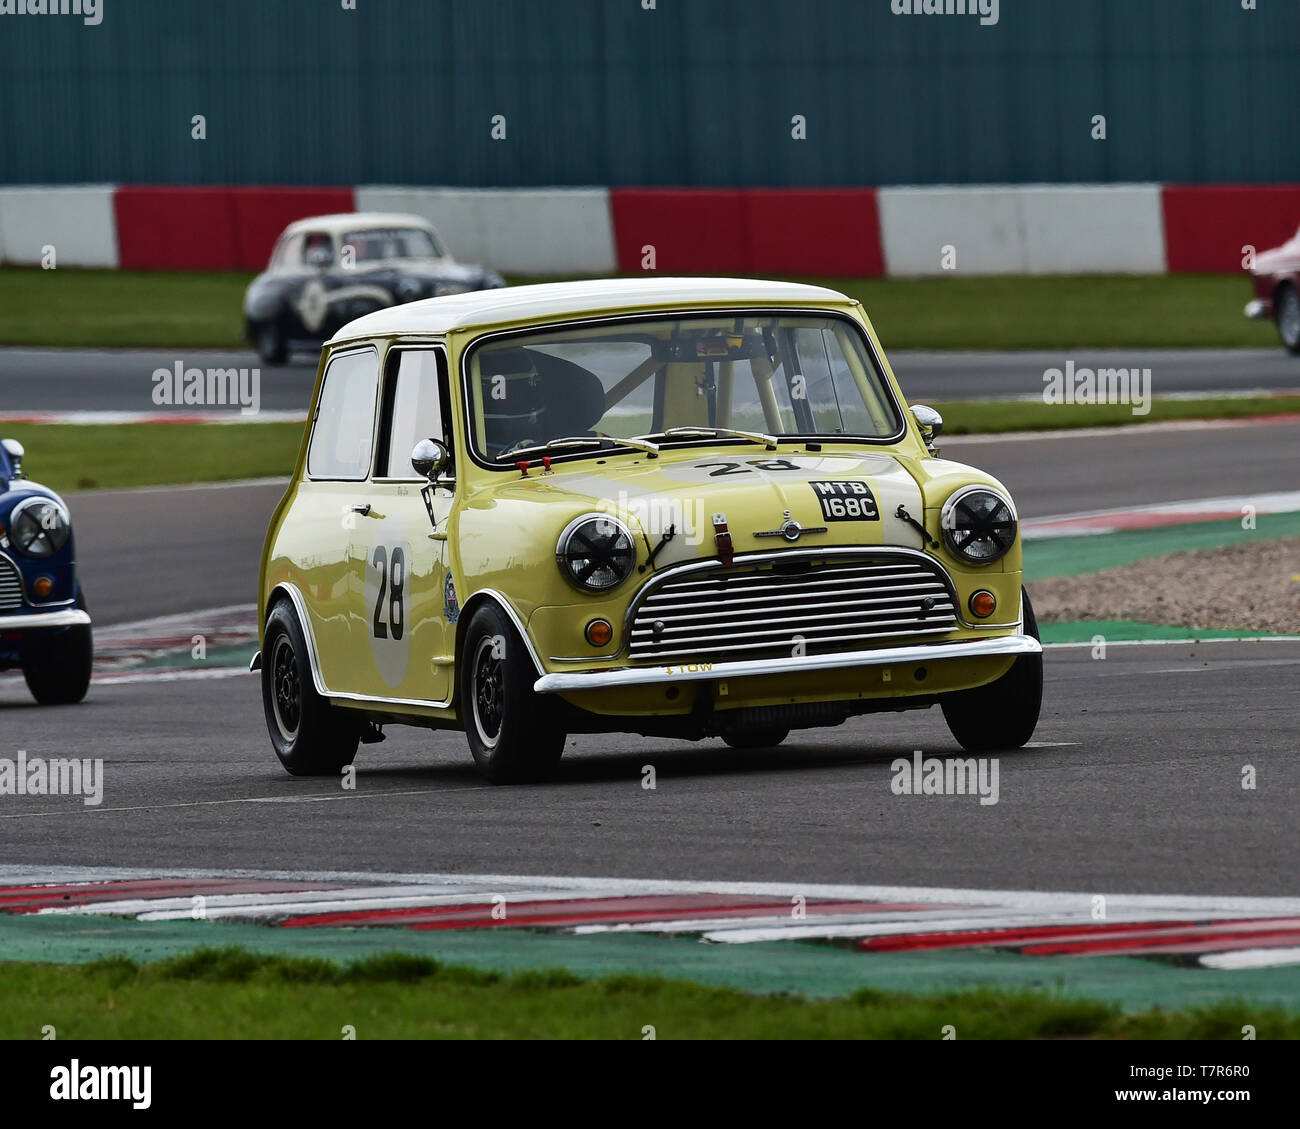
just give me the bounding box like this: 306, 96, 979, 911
721, 727, 790, 749
261, 600, 360, 775
941, 587, 1043, 753
22, 589, 92, 705
460, 603, 565, 784
1277, 285, 1300, 355
253, 319, 288, 366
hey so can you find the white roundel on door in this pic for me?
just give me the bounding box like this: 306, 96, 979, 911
364, 515, 412, 688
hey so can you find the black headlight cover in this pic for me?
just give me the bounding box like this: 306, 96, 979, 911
10, 498, 70, 558
941, 487, 1017, 565
556, 515, 636, 592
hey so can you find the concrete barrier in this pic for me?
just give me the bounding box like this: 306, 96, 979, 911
0, 181, 1289, 278
878, 186, 1027, 276
357, 186, 616, 275
1020, 185, 1165, 274
878, 184, 1166, 276
0, 186, 119, 268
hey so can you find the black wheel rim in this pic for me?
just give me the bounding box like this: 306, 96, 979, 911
471, 637, 504, 749
271, 635, 301, 741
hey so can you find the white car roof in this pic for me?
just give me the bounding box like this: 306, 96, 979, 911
281, 213, 436, 237
329, 277, 855, 341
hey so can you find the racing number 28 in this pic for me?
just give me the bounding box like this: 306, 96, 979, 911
371, 545, 405, 641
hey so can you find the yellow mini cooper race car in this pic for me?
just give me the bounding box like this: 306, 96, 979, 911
253, 278, 1042, 783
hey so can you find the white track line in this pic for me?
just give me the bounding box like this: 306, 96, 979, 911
1201, 947, 1300, 970
1043, 637, 1300, 649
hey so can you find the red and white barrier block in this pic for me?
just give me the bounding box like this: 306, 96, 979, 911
1, 181, 1297, 277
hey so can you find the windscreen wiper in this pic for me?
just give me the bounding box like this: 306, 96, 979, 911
493, 435, 660, 462
632, 426, 778, 451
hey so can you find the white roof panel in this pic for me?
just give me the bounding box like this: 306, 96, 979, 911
328, 277, 855, 341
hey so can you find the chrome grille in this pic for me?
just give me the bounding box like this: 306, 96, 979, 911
628, 554, 957, 662
0, 557, 24, 611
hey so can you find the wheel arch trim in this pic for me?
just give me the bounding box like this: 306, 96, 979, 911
267, 582, 330, 699
455, 587, 546, 678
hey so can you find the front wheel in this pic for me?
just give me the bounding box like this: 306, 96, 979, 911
261, 600, 360, 775
460, 604, 565, 783
941, 587, 1043, 753
1277, 285, 1300, 355
22, 591, 92, 705
253, 319, 288, 366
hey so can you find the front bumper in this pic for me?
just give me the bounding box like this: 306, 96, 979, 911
533, 634, 1040, 694
0, 609, 91, 632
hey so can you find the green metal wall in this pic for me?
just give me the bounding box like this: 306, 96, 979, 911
0, 0, 1295, 186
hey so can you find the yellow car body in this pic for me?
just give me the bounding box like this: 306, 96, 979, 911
254, 278, 1041, 781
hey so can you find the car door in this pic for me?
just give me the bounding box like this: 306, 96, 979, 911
348, 345, 456, 704
293, 345, 382, 694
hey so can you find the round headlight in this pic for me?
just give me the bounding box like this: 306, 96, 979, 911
940, 487, 1017, 565
10, 498, 70, 558
556, 515, 636, 592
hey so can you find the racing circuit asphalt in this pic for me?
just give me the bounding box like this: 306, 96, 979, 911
0, 415, 1292, 894
0, 640, 1295, 895
0, 346, 1295, 412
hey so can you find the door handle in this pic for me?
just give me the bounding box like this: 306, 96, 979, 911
351, 504, 371, 516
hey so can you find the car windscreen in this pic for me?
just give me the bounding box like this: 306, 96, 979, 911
463, 312, 902, 462
342, 228, 442, 263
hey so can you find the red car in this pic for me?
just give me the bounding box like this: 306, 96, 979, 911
1245, 226, 1300, 354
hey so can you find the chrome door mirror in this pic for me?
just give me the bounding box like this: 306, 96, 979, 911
410, 437, 450, 482
910, 405, 943, 452
2, 438, 26, 478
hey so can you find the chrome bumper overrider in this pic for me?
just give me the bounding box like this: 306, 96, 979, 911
533, 634, 1041, 694
0, 609, 92, 631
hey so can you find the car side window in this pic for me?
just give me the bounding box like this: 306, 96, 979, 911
379, 349, 447, 478
303, 232, 334, 268
307, 349, 380, 479
273, 233, 304, 270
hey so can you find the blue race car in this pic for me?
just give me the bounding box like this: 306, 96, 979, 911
0, 437, 92, 704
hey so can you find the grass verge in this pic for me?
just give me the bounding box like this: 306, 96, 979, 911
2, 421, 303, 492
928, 394, 1300, 435
0, 269, 253, 349
0, 268, 1281, 351
3, 947, 1292, 1040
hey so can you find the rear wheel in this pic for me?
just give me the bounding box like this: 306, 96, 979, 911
22, 589, 92, 705
460, 603, 565, 783
941, 588, 1042, 752
1277, 285, 1300, 354
261, 600, 359, 775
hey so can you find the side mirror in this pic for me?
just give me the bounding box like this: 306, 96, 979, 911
910, 405, 943, 452
2, 438, 26, 478
411, 437, 450, 482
